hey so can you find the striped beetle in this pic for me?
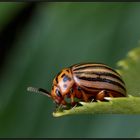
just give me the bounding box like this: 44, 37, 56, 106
27, 62, 127, 107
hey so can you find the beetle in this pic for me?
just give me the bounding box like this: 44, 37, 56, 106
27, 62, 127, 108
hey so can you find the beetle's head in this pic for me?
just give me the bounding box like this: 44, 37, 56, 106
27, 68, 74, 106
27, 85, 66, 106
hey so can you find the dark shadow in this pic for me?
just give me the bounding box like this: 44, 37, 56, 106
0, 2, 38, 71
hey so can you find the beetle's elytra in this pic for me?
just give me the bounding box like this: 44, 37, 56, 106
27, 62, 127, 107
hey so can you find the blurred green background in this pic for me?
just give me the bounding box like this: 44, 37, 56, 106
0, 2, 140, 138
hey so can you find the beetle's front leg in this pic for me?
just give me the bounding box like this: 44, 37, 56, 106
69, 88, 77, 107
56, 98, 69, 110
77, 87, 88, 102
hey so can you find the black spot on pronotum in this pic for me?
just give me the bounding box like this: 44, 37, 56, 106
63, 75, 71, 82
61, 73, 66, 78
66, 69, 69, 73
56, 71, 62, 77
63, 84, 67, 89
55, 71, 62, 83
55, 76, 58, 84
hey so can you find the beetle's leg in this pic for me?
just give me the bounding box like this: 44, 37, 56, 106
77, 86, 88, 102
70, 94, 74, 104
90, 98, 95, 103
103, 92, 113, 101
61, 99, 67, 105
55, 104, 63, 112
71, 103, 77, 109
81, 90, 88, 102
96, 90, 108, 101
69, 88, 77, 106
108, 92, 113, 97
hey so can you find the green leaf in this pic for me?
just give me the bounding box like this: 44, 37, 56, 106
117, 45, 140, 97
53, 45, 140, 117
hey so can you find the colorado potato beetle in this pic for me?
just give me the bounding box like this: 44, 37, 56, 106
27, 62, 127, 107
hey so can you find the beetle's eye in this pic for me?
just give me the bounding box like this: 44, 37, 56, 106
55, 89, 62, 97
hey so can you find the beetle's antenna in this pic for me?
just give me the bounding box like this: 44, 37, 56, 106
27, 86, 51, 98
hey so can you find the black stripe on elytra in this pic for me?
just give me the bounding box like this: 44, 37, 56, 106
73, 65, 120, 75
81, 86, 125, 96
74, 71, 125, 84
71, 62, 105, 68
77, 76, 126, 91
